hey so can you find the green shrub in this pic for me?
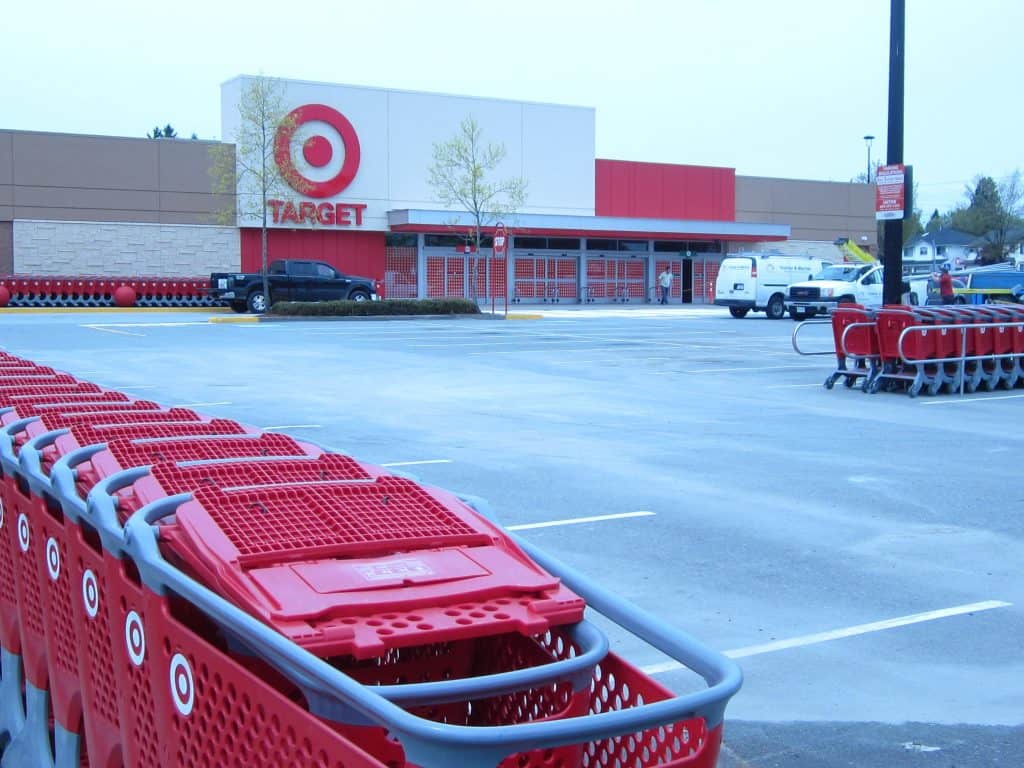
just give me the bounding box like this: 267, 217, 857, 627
269, 298, 483, 316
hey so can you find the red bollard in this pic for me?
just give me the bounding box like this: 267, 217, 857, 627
113, 285, 137, 307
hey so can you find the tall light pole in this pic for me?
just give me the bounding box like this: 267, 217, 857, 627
863, 134, 875, 183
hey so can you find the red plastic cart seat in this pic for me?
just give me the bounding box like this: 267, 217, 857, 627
161, 477, 586, 657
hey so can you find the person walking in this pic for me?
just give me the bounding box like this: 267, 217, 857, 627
936, 265, 955, 305
657, 266, 674, 305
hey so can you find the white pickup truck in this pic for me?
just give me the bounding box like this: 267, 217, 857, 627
785, 263, 885, 319
785, 263, 927, 318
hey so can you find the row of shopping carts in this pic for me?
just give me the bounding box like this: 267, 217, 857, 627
820, 303, 1024, 396
0, 352, 740, 767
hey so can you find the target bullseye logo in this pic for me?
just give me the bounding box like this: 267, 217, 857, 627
169, 653, 195, 717
274, 103, 361, 199
125, 611, 146, 667
17, 514, 29, 553
46, 537, 60, 581
83, 570, 99, 618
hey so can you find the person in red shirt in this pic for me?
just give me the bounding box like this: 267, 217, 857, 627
936, 265, 955, 304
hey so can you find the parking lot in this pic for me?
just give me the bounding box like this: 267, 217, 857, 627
2, 305, 1021, 766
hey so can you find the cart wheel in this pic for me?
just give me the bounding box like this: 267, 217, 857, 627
908, 382, 921, 398
843, 375, 857, 388
927, 380, 943, 396
824, 374, 838, 390
865, 378, 880, 394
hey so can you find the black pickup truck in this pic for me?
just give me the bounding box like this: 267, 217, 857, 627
209, 259, 379, 313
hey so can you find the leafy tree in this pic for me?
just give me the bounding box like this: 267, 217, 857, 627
147, 124, 183, 139
428, 116, 527, 299
925, 209, 943, 232
949, 172, 1024, 263
210, 76, 311, 309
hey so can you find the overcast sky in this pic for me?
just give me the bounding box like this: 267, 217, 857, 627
3, 0, 1020, 219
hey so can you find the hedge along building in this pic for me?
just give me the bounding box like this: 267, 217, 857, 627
0, 75, 877, 304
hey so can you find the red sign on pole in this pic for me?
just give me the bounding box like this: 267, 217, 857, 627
875, 164, 906, 221
493, 222, 507, 256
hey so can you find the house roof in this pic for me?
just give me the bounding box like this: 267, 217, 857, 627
967, 227, 1024, 247
905, 228, 977, 248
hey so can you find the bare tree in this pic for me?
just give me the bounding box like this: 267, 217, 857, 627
428, 116, 526, 299
210, 76, 309, 309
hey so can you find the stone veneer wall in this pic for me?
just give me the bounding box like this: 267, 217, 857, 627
12, 220, 240, 276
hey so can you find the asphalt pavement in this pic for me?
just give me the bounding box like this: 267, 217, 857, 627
1, 304, 1021, 767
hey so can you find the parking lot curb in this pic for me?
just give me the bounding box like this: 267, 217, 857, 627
250, 313, 506, 322
208, 315, 259, 324
1, 306, 228, 314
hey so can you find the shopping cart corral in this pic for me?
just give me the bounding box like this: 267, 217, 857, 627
0, 350, 741, 767
793, 302, 1024, 396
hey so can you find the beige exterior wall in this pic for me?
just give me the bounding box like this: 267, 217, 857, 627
734, 176, 877, 257
0, 129, 234, 225
0, 222, 12, 273
0, 129, 237, 276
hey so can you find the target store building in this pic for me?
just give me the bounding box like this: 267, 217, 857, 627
0, 75, 876, 304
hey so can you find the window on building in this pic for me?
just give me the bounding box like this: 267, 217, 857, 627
424, 235, 464, 247
586, 239, 617, 251
919, 246, 928, 255
618, 240, 649, 252
385, 234, 417, 247
937, 245, 946, 255
546, 238, 581, 250
653, 240, 722, 254
513, 237, 546, 249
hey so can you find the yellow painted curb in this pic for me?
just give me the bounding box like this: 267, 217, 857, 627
506, 313, 544, 320
0, 307, 230, 314
208, 315, 259, 324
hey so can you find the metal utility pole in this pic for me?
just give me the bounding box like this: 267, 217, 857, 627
863, 135, 875, 183
882, 0, 906, 305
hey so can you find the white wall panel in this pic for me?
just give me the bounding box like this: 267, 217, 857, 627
221, 77, 596, 230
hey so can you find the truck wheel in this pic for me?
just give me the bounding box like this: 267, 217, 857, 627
247, 291, 268, 313
766, 294, 785, 320
348, 289, 370, 302
229, 301, 246, 313
728, 307, 749, 318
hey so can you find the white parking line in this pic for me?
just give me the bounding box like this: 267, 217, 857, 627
919, 393, 1024, 405
508, 511, 656, 530
682, 364, 826, 374
641, 600, 1012, 675
83, 325, 144, 337
84, 322, 208, 328
380, 459, 454, 467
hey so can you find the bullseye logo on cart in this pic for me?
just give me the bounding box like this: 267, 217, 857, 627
269, 103, 367, 227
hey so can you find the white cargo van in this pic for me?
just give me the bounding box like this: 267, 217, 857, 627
715, 253, 832, 319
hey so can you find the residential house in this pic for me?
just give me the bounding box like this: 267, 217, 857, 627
902, 228, 977, 275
